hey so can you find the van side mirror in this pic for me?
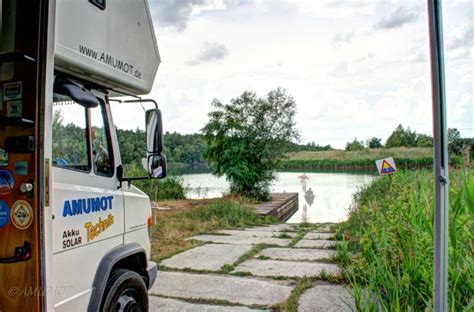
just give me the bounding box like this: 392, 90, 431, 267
145, 108, 166, 179
148, 154, 167, 179
145, 109, 163, 154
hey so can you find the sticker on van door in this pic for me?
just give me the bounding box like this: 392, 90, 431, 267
0, 200, 10, 228
7, 100, 22, 117
14, 161, 28, 175
11, 200, 34, 230
62, 195, 113, 217
0, 149, 8, 166
0, 170, 14, 194
62, 229, 82, 249
3, 81, 22, 101
84, 213, 114, 242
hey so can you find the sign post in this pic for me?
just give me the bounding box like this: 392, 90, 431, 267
427, 1, 449, 311
375, 157, 397, 176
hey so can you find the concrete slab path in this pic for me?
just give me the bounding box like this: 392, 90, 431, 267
243, 224, 298, 232
304, 232, 335, 240
189, 234, 291, 246
160, 244, 253, 271
149, 297, 265, 311
217, 229, 298, 238
232, 259, 340, 278
294, 239, 339, 249
150, 223, 354, 311
149, 271, 293, 306
259, 247, 336, 261
298, 284, 356, 312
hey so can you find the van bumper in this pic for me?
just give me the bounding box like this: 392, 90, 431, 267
147, 261, 158, 289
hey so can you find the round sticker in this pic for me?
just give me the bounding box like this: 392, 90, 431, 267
0, 200, 10, 228
11, 200, 33, 230
0, 170, 14, 195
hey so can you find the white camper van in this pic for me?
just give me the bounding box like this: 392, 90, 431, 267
0, 1, 165, 311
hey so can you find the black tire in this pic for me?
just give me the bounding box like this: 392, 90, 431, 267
101, 269, 149, 312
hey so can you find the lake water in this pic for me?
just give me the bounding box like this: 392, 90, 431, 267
180, 172, 377, 223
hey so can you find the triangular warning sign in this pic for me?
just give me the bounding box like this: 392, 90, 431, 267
380, 160, 396, 175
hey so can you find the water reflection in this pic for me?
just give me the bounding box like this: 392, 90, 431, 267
180, 172, 376, 223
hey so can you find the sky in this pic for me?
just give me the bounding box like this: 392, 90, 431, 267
113, 0, 473, 149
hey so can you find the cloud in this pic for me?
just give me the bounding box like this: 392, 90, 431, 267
374, 7, 419, 30
446, 22, 473, 50
408, 51, 426, 63
151, 0, 238, 31
334, 32, 353, 45
186, 42, 229, 66
151, 0, 205, 31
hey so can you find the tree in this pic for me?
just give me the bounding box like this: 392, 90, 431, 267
367, 137, 383, 149
448, 128, 461, 144
448, 128, 463, 154
386, 124, 417, 148
345, 138, 364, 151
416, 134, 433, 147
202, 88, 299, 200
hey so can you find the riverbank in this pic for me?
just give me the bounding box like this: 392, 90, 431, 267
282, 147, 434, 171
168, 147, 443, 174
335, 169, 473, 311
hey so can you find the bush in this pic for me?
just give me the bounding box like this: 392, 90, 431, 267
124, 164, 186, 200
202, 88, 299, 201
181, 199, 276, 227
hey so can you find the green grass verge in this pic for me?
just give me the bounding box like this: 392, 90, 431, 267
336, 169, 473, 311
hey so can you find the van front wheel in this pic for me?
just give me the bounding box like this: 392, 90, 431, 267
102, 269, 149, 312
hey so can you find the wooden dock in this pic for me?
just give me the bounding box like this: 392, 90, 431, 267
253, 193, 299, 222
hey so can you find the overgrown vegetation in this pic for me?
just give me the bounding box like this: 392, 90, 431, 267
124, 164, 186, 200
283, 147, 435, 171
150, 199, 277, 262
202, 88, 299, 200
336, 170, 473, 311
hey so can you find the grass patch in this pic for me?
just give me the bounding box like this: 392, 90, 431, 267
231, 271, 252, 277
221, 264, 234, 273
197, 231, 231, 236
151, 294, 266, 309
151, 199, 278, 262
276, 233, 292, 239
232, 244, 277, 267
288, 225, 316, 247
337, 169, 473, 311
273, 277, 314, 312
182, 199, 278, 227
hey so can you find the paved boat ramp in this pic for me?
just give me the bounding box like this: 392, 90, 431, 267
149, 223, 356, 311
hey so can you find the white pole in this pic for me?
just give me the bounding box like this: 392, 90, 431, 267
427, 1, 449, 311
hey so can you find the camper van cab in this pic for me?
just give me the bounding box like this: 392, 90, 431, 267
0, 1, 164, 311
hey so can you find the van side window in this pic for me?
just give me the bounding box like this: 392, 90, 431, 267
52, 95, 91, 171
90, 103, 114, 176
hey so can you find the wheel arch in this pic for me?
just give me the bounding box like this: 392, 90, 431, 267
87, 243, 148, 312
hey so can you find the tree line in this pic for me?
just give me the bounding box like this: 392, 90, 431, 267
116, 130, 331, 167
345, 124, 473, 157
54, 111, 472, 170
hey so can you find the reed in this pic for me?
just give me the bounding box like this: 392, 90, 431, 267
336, 169, 473, 311
282, 147, 436, 171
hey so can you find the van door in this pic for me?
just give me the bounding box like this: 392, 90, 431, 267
0, 0, 50, 311
51, 88, 125, 311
